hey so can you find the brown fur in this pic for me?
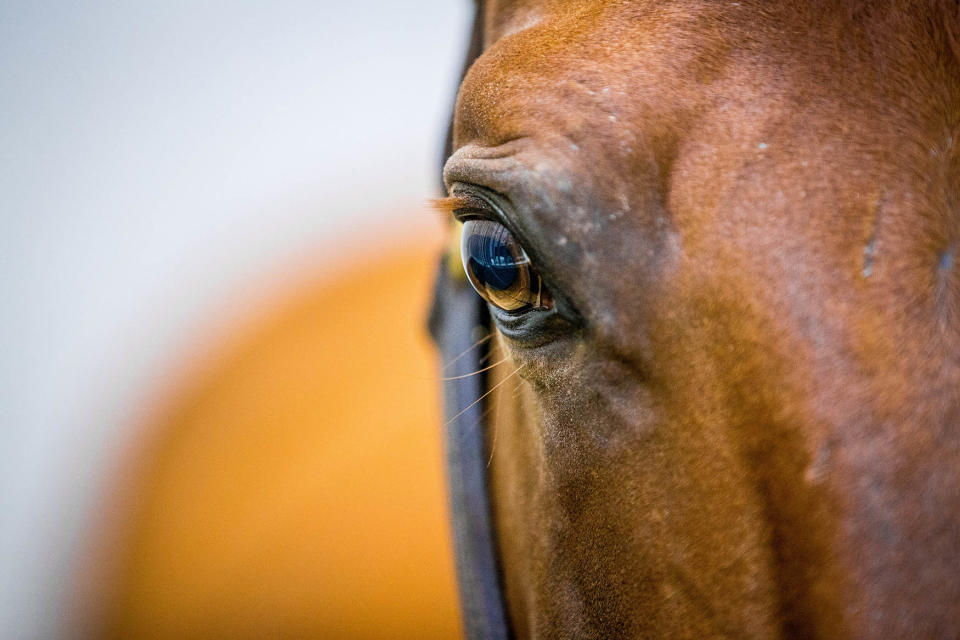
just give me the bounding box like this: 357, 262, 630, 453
444, 1, 960, 637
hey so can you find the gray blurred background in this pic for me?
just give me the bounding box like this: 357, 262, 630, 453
0, 2, 470, 636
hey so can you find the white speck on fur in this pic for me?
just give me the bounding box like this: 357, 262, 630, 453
758, 142, 768, 150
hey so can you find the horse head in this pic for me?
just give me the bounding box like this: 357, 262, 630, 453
434, 1, 960, 637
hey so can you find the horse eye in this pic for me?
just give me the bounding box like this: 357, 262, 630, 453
460, 219, 552, 313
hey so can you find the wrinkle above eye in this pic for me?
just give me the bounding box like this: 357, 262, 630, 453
443, 135, 590, 232
442, 139, 531, 195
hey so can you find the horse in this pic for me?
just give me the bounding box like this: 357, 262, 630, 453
431, 1, 960, 638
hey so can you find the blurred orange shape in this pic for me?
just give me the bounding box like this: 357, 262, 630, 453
82, 235, 461, 639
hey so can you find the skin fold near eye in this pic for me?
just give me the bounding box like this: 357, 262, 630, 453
460, 219, 551, 313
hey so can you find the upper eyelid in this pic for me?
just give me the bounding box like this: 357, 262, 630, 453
448, 184, 517, 227
452, 206, 492, 222
451, 201, 493, 222
446, 189, 494, 216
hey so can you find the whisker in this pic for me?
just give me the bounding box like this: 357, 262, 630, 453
441, 356, 511, 381
486, 374, 522, 469
444, 365, 523, 427
474, 404, 495, 432
442, 332, 492, 371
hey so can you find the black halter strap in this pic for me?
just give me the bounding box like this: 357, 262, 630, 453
428, 262, 510, 640
428, 2, 512, 637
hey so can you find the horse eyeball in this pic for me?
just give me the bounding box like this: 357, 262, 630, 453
460, 219, 552, 313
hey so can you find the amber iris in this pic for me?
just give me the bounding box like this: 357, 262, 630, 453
460, 219, 550, 313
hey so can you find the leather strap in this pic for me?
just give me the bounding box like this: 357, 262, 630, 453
431, 2, 512, 636
428, 260, 510, 640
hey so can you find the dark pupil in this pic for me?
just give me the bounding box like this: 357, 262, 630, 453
466, 232, 517, 291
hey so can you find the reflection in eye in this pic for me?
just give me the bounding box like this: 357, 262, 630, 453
460, 219, 552, 313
